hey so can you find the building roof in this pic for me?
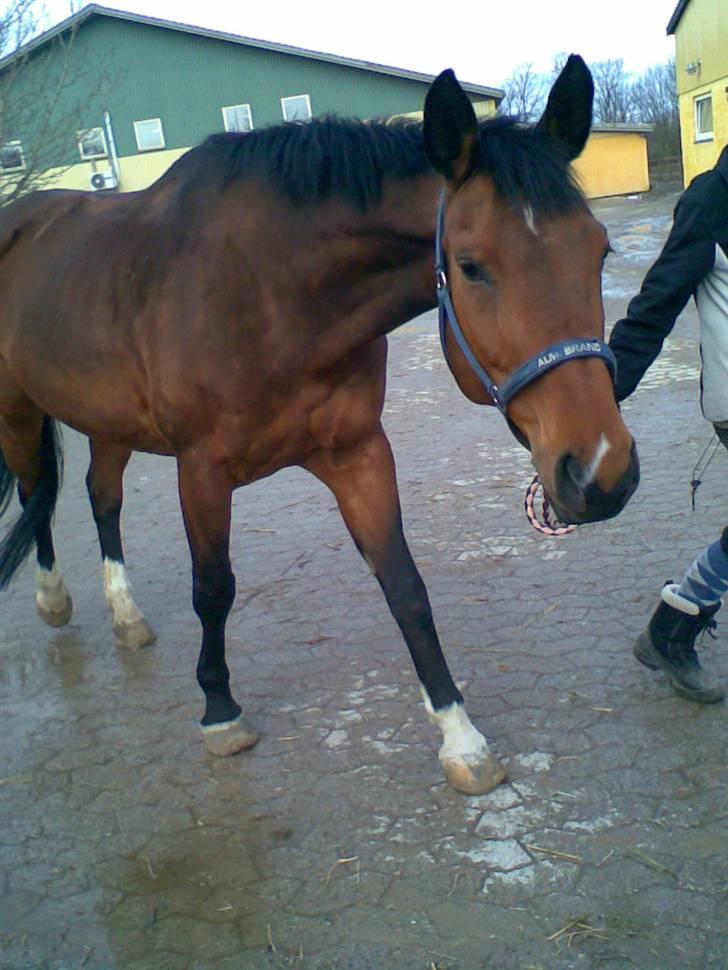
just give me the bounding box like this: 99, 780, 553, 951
592, 123, 654, 133
667, 0, 691, 35
0, 4, 503, 101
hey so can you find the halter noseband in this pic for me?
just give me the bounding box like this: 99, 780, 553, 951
435, 192, 617, 417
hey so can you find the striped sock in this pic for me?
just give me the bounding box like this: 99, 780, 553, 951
676, 537, 728, 609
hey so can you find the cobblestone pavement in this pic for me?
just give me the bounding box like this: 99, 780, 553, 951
1, 188, 726, 970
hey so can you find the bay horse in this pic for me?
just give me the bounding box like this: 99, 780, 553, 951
0, 56, 638, 795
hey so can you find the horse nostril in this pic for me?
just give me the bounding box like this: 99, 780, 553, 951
556, 453, 585, 492
562, 454, 584, 488
552, 452, 587, 517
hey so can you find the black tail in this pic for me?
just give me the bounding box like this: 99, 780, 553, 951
0, 416, 63, 590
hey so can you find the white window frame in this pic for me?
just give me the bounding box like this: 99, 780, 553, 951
77, 127, 108, 161
133, 117, 165, 152
0, 140, 26, 173
222, 103, 254, 133
281, 94, 312, 122
694, 93, 713, 142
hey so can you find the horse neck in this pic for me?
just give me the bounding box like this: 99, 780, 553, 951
311, 173, 441, 365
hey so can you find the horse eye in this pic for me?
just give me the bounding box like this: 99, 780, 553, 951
458, 260, 492, 285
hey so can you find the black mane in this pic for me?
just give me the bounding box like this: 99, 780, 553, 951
163, 114, 584, 214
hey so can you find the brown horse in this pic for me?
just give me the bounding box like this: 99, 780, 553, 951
0, 56, 638, 795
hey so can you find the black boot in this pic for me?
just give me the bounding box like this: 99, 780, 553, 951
634, 584, 724, 704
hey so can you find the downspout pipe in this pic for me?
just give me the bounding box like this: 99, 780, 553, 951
103, 111, 120, 186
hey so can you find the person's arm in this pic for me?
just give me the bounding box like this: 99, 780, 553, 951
609, 192, 716, 402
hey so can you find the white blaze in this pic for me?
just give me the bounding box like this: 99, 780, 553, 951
523, 205, 538, 236
581, 433, 612, 487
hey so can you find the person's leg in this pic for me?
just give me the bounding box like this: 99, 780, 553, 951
634, 427, 728, 703
634, 578, 723, 703
674, 424, 728, 611
671, 527, 728, 611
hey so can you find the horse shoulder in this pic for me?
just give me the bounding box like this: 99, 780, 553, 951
307, 338, 388, 453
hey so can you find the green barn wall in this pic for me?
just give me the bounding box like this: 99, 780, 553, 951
79, 18, 445, 152
2, 14, 492, 171
0, 30, 114, 171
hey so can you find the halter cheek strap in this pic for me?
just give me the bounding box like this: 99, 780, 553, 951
435, 193, 617, 416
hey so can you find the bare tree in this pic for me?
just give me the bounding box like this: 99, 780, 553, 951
631, 59, 680, 164
0, 0, 113, 204
499, 63, 547, 122
550, 52, 570, 81
498, 52, 680, 177
591, 59, 634, 124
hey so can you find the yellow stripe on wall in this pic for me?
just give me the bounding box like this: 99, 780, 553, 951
8, 130, 651, 201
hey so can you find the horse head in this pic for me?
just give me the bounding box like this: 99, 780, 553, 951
423, 55, 639, 525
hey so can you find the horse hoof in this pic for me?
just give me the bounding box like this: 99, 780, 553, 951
114, 618, 156, 651
441, 752, 507, 795
201, 715, 259, 757
37, 592, 73, 627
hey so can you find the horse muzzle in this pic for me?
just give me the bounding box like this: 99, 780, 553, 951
546, 440, 640, 525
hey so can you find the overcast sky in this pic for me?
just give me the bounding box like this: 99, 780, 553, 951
56, 0, 678, 87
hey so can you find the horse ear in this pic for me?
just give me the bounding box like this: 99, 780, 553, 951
536, 54, 593, 160
424, 69, 480, 185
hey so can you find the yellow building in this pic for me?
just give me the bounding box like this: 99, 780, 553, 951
572, 125, 652, 199
668, 0, 728, 185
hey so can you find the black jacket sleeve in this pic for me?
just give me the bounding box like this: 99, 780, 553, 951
608, 187, 716, 402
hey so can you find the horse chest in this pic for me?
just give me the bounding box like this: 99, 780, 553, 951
304, 343, 387, 452
222, 349, 386, 484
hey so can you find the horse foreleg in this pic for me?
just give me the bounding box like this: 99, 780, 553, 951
177, 455, 258, 757
86, 439, 155, 650
305, 429, 506, 795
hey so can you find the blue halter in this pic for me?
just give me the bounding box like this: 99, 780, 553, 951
435, 193, 617, 415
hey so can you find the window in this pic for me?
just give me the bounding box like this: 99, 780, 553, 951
77, 127, 107, 160
133, 118, 165, 152
222, 103, 253, 133
0, 140, 25, 173
281, 94, 312, 122
695, 94, 713, 142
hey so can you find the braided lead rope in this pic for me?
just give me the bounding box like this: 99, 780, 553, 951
690, 432, 721, 511
524, 474, 577, 536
